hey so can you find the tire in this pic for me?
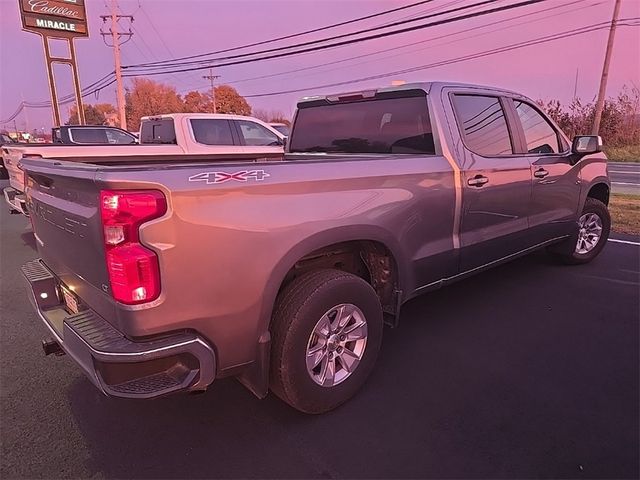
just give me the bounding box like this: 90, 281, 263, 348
270, 269, 383, 414
549, 197, 610, 265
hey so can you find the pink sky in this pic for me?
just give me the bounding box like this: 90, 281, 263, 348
1, 0, 638, 130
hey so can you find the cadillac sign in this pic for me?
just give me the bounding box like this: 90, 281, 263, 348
19, 0, 88, 37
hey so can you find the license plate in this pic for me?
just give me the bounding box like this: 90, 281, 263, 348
60, 286, 79, 314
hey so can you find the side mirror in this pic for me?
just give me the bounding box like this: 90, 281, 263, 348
571, 135, 602, 156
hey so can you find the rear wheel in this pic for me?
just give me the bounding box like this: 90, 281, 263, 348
270, 269, 383, 414
549, 197, 610, 264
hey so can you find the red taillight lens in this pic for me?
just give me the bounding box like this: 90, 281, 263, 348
100, 190, 167, 305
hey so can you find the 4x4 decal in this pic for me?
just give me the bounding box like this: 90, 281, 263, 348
188, 170, 270, 185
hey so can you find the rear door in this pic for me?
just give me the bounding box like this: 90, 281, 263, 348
188, 118, 239, 152
449, 92, 533, 271
507, 98, 580, 242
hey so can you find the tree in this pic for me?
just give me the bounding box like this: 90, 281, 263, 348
66, 103, 116, 125
125, 78, 184, 131
95, 103, 117, 118
538, 85, 640, 147
183, 90, 212, 113
183, 85, 251, 115
212, 85, 251, 115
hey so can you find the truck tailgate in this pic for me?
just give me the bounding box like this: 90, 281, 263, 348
24, 160, 111, 308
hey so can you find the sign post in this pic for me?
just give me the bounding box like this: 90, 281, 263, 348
18, 0, 89, 126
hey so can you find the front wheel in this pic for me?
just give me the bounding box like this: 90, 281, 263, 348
549, 197, 611, 264
270, 269, 383, 414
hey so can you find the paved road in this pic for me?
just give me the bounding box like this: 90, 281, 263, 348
1, 191, 638, 479
610, 161, 640, 195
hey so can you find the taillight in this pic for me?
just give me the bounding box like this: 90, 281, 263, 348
100, 190, 167, 305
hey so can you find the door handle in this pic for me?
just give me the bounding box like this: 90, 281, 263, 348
467, 175, 489, 187
534, 168, 549, 179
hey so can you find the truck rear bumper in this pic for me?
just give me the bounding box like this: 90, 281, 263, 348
4, 187, 28, 215
21, 259, 216, 399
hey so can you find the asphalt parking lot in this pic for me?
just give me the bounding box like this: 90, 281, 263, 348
1, 185, 638, 479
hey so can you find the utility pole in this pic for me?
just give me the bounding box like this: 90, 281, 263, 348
592, 0, 622, 134
202, 68, 220, 114
100, 0, 133, 130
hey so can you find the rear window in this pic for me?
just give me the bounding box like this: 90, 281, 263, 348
69, 128, 109, 144
140, 119, 177, 144
290, 94, 435, 154
191, 119, 234, 145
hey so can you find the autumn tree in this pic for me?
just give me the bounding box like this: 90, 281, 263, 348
182, 85, 251, 115
183, 90, 211, 113
66, 103, 116, 125
125, 78, 184, 131
211, 85, 251, 115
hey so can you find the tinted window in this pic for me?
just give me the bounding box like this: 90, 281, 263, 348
191, 119, 234, 145
290, 95, 435, 154
69, 128, 109, 144
141, 119, 176, 144
453, 95, 513, 155
237, 120, 280, 146
514, 101, 560, 154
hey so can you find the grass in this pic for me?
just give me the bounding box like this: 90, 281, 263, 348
610, 194, 640, 235
603, 145, 640, 162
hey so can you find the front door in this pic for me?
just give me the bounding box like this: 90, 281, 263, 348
509, 99, 581, 243
451, 93, 533, 272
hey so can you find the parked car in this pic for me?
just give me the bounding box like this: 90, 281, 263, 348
3, 114, 285, 214
21, 82, 609, 413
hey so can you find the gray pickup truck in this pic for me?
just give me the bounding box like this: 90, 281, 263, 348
21, 82, 610, 413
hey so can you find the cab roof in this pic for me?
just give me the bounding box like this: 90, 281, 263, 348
297, 81, 523, 106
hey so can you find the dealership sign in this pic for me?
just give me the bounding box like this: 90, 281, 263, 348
19, 0, 88, 37
18, 0, 89, 126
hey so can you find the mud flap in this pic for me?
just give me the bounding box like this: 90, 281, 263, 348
237, 331, 271, 398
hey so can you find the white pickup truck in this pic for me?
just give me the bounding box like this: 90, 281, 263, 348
3, 113, 285, 214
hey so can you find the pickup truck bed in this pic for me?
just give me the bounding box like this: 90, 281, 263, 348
20, 82, 611, 413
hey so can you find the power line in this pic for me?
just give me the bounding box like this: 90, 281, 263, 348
1, 0, 541, 115
121, 0, 548, 77
127, 0, 437, 68
169, 0, 593, 95
123, 0, 503, 71
131, 2, 205, 89
213, 0, 596, 89
2, 1, 629, 122
4, 20, 636, 124
240, 20, 639, 98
